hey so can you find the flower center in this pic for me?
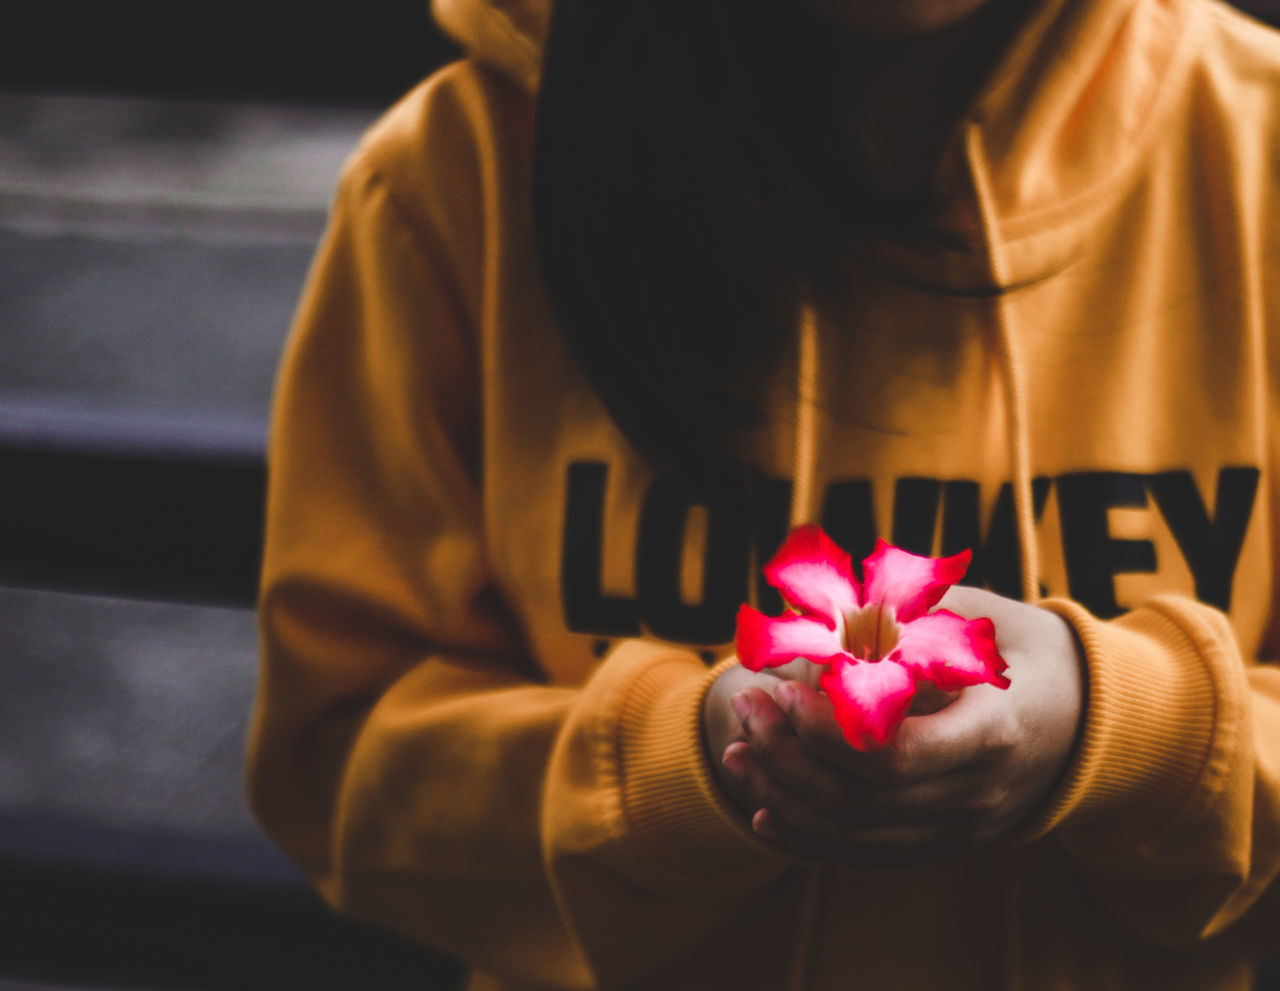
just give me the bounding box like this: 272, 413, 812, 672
841, 603, 901, 663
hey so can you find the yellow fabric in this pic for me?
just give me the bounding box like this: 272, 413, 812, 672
248, 0, 1280, 987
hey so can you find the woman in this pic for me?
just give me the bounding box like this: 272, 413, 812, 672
248, 0, 1280, 987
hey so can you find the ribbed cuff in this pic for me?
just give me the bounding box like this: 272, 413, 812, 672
615, 652, 785, 885
1022, 598, 1224, 852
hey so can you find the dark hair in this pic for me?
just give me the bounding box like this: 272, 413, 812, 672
533, 0, 875, 482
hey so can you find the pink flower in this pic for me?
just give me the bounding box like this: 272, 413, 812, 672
735, 526, 1009, 751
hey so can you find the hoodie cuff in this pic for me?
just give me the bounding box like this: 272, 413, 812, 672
1021, 598, 1226, 852
615, 651, 785, 885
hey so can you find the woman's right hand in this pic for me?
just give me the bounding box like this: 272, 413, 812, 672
702, 659, 824, 821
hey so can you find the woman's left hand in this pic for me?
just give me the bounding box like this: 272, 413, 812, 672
721, 586, 1085, 866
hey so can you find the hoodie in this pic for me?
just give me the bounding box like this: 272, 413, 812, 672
247, 0, 1280, 987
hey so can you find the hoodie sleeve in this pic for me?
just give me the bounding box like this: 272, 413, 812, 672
1025, 596, 1280, 955
246, 65, 787, 991
1009, 75, 1280, 951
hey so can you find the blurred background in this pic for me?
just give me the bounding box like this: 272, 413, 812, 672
0, 2, 463, 989
2, 1, 1280, 989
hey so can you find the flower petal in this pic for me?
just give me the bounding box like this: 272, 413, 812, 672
860, 539, 971, 623
763, 525, 862, 629
735, 605, 847, 671
818, 657, 916, 751
890, 609, 1010, 691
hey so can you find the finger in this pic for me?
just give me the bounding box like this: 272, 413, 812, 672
770, 680, 863, 765
725, 744, 854, 858
775, 676, 1004, 787
771, 680, 919, 786
719, 741, 764, 818
888, 682, 1007, 781
769, 753, 995, 831
767, 657, 826, 689
730, 701, 989, 832
731, 737, 1005, 858
909, 681, 958, 716
734, 688, 866, 816
735, 687, 842, 791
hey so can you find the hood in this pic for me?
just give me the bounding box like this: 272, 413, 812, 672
919, 0, 1202, 289
432, 0, 549, 95
430, 0, 1202, 288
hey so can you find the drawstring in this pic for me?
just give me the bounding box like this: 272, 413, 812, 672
965, 121, 1033, 991
785, 127, 1041, 990
965, 123, 1039, 605
786, 301, 823, 991
993, 313, 1038, 604
790, 302, 821, 530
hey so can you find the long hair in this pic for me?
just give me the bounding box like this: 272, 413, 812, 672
533, 0, 878, 482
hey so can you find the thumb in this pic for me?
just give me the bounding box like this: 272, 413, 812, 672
890, 684, 1000, 780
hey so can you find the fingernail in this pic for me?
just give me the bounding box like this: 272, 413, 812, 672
775, 682, 796, 708
730, 693, 751, 721
722, 752, 745, 779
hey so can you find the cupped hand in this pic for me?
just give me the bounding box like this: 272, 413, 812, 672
703, 586, 1085, 866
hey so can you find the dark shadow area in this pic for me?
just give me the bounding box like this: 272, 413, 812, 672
0, 819, 463, 991
0, 403, 264, 606
4, 0, 461, 106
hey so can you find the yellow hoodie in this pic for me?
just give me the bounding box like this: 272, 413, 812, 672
248, 0, 1280, 988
